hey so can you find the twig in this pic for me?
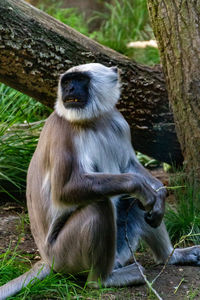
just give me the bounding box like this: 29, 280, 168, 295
123, 185, 186, 202
155, 185, 186, 192
11, 119, 46, 129
151, 248, 174, 286
124, 200, 163, 300
174, 278, 184, 294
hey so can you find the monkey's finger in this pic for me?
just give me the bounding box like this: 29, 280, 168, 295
144, 210, 163, 228
142, 189, 157, 211
144, 197, 165, 228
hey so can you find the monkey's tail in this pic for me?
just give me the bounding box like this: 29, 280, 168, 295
0, 260, 51, 300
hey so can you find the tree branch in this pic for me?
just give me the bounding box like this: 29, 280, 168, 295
0, 0, 183, 164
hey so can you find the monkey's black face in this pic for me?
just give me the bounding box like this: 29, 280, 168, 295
61, 72, 90, 109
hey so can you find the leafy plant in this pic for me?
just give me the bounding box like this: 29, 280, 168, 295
136, 152, 160, 169
92, 0, 151, 52
126, 46, 160, 65
39, 1, 90, 36
0, 83, 51, 199
90, 0, 160, 65
165, 175, 200, 245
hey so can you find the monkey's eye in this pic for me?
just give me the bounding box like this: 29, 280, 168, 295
61, 72, 90, 87
62, 80, 70, 87
111, 66, 118, 73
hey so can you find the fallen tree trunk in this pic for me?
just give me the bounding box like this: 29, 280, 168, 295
0, 0, 183, 165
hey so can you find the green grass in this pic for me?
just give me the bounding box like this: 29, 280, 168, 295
16, 212, 30, 236
0, 84, 51, 123
165, 175, 200, 245
91, 0, 160, 65
0, 83, 51, 199
39, 1, 90, 36
0, 249, 28, 287
0, 248, 117, 299
92, 0, 151, 53
186, 286, 200, 300
126, 46, 160, 66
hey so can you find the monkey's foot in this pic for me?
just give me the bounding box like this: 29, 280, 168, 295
102, 263, 145, 287
169, 246, 200, 266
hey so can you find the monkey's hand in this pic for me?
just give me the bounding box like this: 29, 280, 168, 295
144, 184, 166, 228
131, 176, 166, 228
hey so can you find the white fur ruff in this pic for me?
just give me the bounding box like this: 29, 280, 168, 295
55, 63, 121, 122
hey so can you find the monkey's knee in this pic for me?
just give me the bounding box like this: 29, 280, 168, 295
47, 206, 116, 276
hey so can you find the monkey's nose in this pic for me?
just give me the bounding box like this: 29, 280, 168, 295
67, 85, 75, 94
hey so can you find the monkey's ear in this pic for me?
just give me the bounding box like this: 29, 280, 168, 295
110, 66, 118, 73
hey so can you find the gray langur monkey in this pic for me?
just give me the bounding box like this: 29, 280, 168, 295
1, 63, 200, 299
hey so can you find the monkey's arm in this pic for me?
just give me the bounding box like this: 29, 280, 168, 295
51, 153, 158, 212
127, 158, 166, 227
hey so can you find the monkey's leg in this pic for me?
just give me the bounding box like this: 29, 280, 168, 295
130, 203, 200, 266
46, 201, 116, 283
115, 198, 144, 267
115, 198, 173, 265
47, 200, 145, 288
86, 212, 145, 288
142, 223, 200, 265
168, 246, 200, 265
115, 199, 178, 264
86, 197, 144, 288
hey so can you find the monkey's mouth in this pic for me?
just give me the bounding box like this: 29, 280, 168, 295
63, 97, 86, 108
64, 98, 80, 103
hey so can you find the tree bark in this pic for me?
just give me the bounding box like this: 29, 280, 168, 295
148, 0, 200, 182
0, 0, 183, 165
